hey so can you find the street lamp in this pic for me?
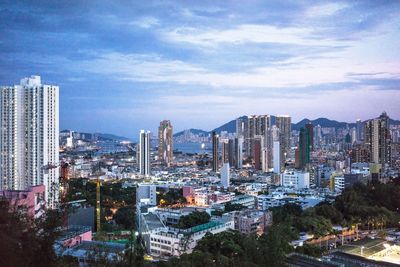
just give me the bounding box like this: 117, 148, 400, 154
361, 246, 365, 257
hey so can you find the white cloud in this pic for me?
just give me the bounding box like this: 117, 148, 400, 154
305, 3, 348, 17
162, 24, 345, 47
80, 50, 400, 89
129, 17, 159, 28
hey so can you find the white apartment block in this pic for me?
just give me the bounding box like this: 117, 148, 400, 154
0, 76, 59, 208
281, 170, 310, 189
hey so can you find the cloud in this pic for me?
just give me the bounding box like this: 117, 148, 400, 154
305, 3, 348, 17
129, 17, 159, 28
161, 24, 347, 48
78, 49, 400, 90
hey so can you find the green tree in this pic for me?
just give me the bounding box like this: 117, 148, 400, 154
0, 200, 65, 267
114, 207, 136, 230
177, 211, 211, 229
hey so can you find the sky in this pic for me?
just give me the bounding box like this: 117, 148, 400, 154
1, 0, 399, 138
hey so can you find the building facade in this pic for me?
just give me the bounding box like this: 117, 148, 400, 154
0, 76, 59, 208
276, 115, 291, 171
364, 112, 391, 166
139, 130, 151, 176
158, 120, 173, 167
212, 131, 219, 172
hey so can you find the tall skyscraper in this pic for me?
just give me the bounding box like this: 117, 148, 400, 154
228, 139, 235, 167
212, 131, 219, 172
305, 122, 314, 151
236, 116, 249, 156
235, 137, 243, 169
314, 124, 322, 147
222, 141, 229, 164
297, 125, 312, 169
0, 76, 59, 208
220, 163, 230, 188
158, 120, 173, 167
253, 136, 262, 170
273, 141, 281, 173
364, 112, 391, 166
356, 119, 363, 142
276, 115, 291, 171
246, 115, 272, 159
236, 116, 248, 139
139, 130, 151, 176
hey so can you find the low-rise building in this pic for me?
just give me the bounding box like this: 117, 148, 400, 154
281, 170, 310, 189
0, 185, 46, 218
138, 206, 234, 259
233, 209, 272, 235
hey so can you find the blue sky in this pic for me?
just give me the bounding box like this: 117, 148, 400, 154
1, 0, 399, 138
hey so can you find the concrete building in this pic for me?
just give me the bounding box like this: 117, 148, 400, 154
0, 185, 46, 218
139, 130, 151, 176
333, 176, 345, 192
273, 141, 281, 173
235, 137, 243, 169
281, 170, 310, 189
230, 195, 256, 209
139, 208, 234, 258
136, 184, 157, 206
0, 76, 59, 208
276, 115, 291, 171
220, 162, 230, 188
364, 112, 391, 166
212, 131, 219, 172
233, 210, 272, 235
158, 120, 173, 167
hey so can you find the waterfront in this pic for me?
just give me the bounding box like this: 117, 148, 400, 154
174, 142, 212, 154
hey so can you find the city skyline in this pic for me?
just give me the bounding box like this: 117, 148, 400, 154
1, 1, 400, 138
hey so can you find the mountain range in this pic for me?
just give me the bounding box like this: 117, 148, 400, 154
174, 116, 400, 137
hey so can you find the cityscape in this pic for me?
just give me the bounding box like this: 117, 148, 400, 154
1, 1, 400, 267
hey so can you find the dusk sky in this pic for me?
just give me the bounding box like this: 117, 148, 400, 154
1, 0, 399, 138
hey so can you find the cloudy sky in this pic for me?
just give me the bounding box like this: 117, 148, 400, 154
1, 0, 399, 138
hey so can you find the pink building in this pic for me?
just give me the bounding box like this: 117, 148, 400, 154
182, 186, 193, 198
0, 185, 46, 218
57, 226, 93, 248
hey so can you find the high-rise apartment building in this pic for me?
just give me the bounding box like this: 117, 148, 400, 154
356, 119, 363, 142
220, 163, 230, 188
139, 130, 151, 176
228, 139, 235, 167
364, 112, 391, 166
276, 115, 291, 171
158, 120, 173, 167
247, 115, 272, 159
235, 137, 243, 169
212, 131, 219, 172
296, 123, 313, 170
222, 141, 229, 164
273, 141, 281, 173
0, 76, 59, 208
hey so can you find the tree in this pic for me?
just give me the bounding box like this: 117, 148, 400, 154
0, 199, 64, 267
177, 211, 211, 229
114, 207, 135, 230
224, 202, 245, 212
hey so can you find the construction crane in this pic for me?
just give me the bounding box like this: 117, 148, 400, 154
96, 177, 101, 232
94, 163, 105, 233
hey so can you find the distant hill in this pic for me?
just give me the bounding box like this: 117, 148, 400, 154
173, 128, 209, 137
174, 115, 400, 138
61, 129, 131, 141
292, 118, 355, 131
293, 117, 400, 131
389, 118, 400, 125
211, 118, 236, 134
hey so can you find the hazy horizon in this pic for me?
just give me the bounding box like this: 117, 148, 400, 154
1, 1, 399, 138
